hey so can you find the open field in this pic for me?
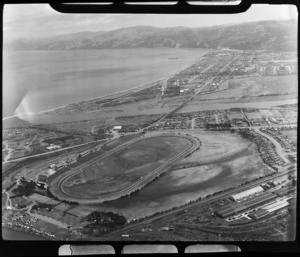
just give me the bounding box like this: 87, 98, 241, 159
197, 74, 297, 101
50, 134, 197, 202
178, 97, 297, 114
279, 108, 298, 124
175, 130, 251, 166
281, 130, 297, 142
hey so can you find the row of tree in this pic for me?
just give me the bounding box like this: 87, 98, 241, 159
205, 123, 232, 130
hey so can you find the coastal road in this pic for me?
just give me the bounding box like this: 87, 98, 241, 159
98, 165, 296, 239
50, 134, 200, 204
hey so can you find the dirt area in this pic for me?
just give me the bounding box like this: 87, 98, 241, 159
175, 129, 251, 165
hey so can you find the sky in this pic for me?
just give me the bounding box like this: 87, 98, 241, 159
3, 3, 298, 40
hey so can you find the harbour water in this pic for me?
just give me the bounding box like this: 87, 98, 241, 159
3, 48, 210, 119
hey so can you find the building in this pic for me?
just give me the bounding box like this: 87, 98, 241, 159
46, 144, 62, 151
49, 164, 56, 169
273, 185, 296, 197
216, 192, 277, 218
55, 161, 66, 170
270, 176, 288, 186
229, 186, 264, 202
248, 209, 269, 220
37, 169, 56, 185
113, 126, 122, 130
262, 200, 289, 213
79, 150, 90, 157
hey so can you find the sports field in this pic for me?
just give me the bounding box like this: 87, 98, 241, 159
55, 135, 193, 200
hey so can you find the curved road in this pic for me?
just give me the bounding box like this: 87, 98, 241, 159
253, 127, 290, 164
50, 134, 200, 204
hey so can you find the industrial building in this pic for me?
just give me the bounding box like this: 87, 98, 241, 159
229, 186, 264, 201
37, 169, 56, 185
263, 200, 289, 213
79, 150, 91, 157
249, 200, 289, 220
273, 185, 296, 197
270, 176, 288, 186
216, 192, 277, 218
248, 209, 269, 220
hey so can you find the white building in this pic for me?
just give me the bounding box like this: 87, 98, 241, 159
46, 144, 62, 151
230, 186, 264, 201
113, 126, 122, 130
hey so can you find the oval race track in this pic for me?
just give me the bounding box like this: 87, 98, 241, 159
49, 133, 200, 204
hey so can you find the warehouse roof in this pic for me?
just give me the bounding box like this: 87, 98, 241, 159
263, 200, 289, 213
216, 192, 277, 218
230, 186, 264, 201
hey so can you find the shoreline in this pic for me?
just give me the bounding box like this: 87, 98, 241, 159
2, 51, 206, 120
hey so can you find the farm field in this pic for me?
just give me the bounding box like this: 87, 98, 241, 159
60, 135, 192, 200
279, 109, 298, 124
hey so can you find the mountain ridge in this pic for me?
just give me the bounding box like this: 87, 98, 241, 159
6, 19, 297, 51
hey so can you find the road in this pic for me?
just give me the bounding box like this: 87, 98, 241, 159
98, 165, 296, 239
143, 53, 241, 132
3, 138, 106, 164
4, 191, 12, 210
50, 134, 200, 204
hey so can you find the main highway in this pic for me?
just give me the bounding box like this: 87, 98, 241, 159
50, 133, 200, 204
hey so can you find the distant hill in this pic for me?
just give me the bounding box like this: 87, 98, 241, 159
7, 20, 297, 51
